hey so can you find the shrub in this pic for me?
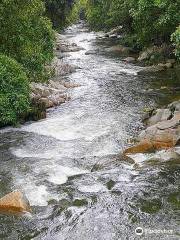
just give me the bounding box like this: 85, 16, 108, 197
0, 55, 30, 126
130, 0, 180, 46
0, 0, 55, 81
45, 0, 74, 29
171, 26, 180, 60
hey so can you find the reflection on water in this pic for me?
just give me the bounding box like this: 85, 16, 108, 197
0, 22, 179, 239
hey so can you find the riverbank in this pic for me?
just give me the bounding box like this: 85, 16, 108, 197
12, 26, 180, 127
99, 26, 179, 71
25, 33, 83, 122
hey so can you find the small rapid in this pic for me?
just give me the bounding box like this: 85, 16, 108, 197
0, 23, 179, 240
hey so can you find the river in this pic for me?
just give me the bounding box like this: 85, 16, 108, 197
0, 23, 179, 240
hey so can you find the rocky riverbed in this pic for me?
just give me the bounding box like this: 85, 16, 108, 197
29, 33, 83, 120
0, 22, 179, 240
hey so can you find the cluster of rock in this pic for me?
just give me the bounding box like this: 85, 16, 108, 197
31, 81, 68, 109
105, 45, 134, 56
55, 33, 84, 57
104, 26, 123, 39
29, 33, 82, 120
124, 100, 180, 155
99, 26, 177, 72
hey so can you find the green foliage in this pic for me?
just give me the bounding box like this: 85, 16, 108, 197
131, 0, 180, 46
45, 0, 74, 29
171, 26, 180, 60
106, 0, 133, 31
76, 0, 180, 51
0, 55, 30, 126
68, 0, 83, 23
0, 0, 55, 80
85, 0, 110, 30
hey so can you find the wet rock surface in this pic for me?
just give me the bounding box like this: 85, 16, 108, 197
30, 33, 82, 114
0, 190, 31, 215
125, 100, 180, 154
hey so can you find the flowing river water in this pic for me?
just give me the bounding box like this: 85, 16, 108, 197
0, 23, 180, 240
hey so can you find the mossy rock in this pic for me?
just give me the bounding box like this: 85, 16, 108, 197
72, 199, 88, 207
167, 192, 180, 208
140, 199, 162, 214
106, 180, 116, 190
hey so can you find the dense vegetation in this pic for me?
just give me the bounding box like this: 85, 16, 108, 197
0, 0, 179, 126
0, 0, 72, 126
45, 0, 74, 29
72, 0, 180, 58
0, 55, 30, 127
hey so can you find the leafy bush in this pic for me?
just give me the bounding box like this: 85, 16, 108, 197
75, 0, 180, 50
131, 0, 180, 46
107, 0, 133, 31
171, 26, 180, 60
45, 0, 74, 29
0, 0, 55, 81
0, 55, 30, 126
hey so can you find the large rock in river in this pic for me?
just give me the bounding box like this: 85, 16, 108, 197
0, 190, 31, 215
124, 114, 180, 154
105, 45, 132, 55
147, 108, 172, 126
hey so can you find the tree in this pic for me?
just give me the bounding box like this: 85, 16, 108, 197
45, 0, 74, 29
0, 0, 54, 80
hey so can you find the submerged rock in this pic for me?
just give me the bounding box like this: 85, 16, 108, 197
0, 190, 31, 215
123, 57, 136, 63
85, 49, 99, 55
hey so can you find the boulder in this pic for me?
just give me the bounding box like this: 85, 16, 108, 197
164, 62, 173, 69
138, 65, 165, 74
49, 94, 66, 106
124, 139, 154, 154
48, 80, 67, 92
63, 82, 80, 88
138, 46, 164, 62
125, 113, 180, 154
38, 98, 54, 109
85, 50, 99, 55
147, 109, 172, 126
31, 83, 51, 98
138, 51, 151, 61
123, 57, 136, 63
106, 26, 123, 36
168, 100, 180, 112
0, 190, 31, 215
167, 59, 176, 64
51, 57, 76, 76
109, 34, 118, 39
105, 45, 131, 55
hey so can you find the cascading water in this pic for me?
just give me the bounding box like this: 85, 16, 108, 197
0, 22, 179, 240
